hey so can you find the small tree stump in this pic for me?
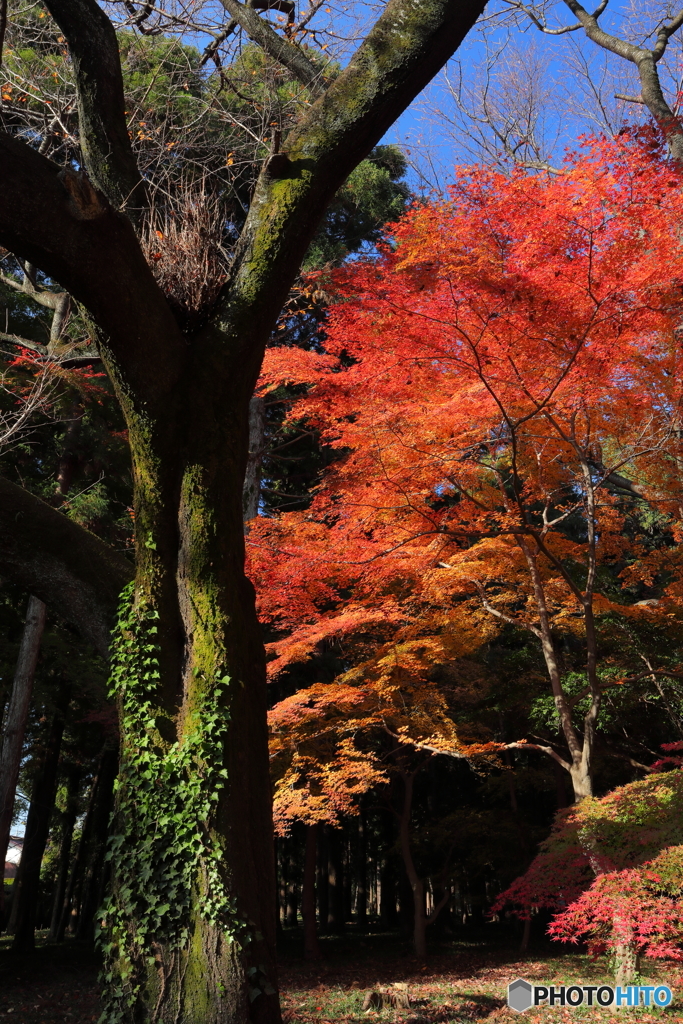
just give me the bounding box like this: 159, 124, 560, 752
362, 984, 411, 1011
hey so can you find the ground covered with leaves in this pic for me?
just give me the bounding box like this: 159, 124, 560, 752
0, 937, 101, 1023
0, 929, 681, 1023
278, 930, 683, 1024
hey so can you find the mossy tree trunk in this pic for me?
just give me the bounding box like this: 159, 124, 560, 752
0, 0, 488, 1019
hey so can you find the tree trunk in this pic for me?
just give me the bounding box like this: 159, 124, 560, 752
10, 695, 67, 951
285, 837, 298, 927
96, 381, 281, 1024
519, 916, 531, 953
342, 835, 352, 926
76, 744, 118, 940
614, 932, 640, 987
302, 824, 320, 960
397, 771, 425, 959
0, 594, 47, 921
48, 761, 81, 941
55, 750, 102, 942
379, 811, 397, 929
276, 838, 285, 930
317, 825, 329, 934
412, 879, 427, 961
327, 827, 345, 933
243, 395, 266, 523
356, 808, 367, 929
569, 755, 594, 802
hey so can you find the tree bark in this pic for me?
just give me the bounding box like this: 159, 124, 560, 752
75, 744, 118, 940
356, 808, 367, 929
243, 395, 266, 523
10, 693, 68, 951
397, 771, 427, 960
327, 826, 345, 933
55, 749, 102, 942
519, 916, 531, 953
48, 760, 81, 940
302, 824, 320, 960
614, 932, 640, 987
316, 824, 329, 934
380, 809, 398, 929
285, 837, 298, 927
0, 594, 47, 922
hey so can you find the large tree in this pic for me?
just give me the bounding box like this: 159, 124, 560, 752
0, 0, 487, 1021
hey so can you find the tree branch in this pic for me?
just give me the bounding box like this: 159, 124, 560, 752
505, 740, 572, 772
0, 132, 185, 414
382, 723, 468, 760
219, 0, 324, 97
562, 0, 683, 162
0, 474, 133, 657
653, 10, 683, 62
212, 0, 489, 385
43, 0, 145, 214
0, 270, 71, 348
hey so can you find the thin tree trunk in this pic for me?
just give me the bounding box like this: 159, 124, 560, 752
55, 746, 104, 941
615, 931, 640, 987
285, 837, 298, 926
302, 824, 320, 959
380, 810, 397, 929
48, 761, 81, 940
343, 834, 352, 926
76, 744, 118, 940
317, 824, 328, 934
397, 771, 427, 960
356, 808, 367, 929
0, 595, 47, 922
243, 395, 265, 524
519, 916, 531, 953
327, 827, 345, 933
10, 693, 68, 951
274, 839, 282, 937
396, 769, 451, 959
518, 539, 591, 802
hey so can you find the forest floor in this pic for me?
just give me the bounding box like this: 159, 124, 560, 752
278, 929, 683, 1024
0, 929, 681, 1023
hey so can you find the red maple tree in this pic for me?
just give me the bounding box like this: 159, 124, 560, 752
253, 135, 683, 811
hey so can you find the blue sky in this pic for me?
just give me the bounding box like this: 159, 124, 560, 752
380, 2, 677, 191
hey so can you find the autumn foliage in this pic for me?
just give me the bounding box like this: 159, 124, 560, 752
252, 133, 683, 845
493, 766, 683, 961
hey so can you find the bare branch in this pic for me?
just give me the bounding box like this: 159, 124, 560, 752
219, 0, 325, 98
561, 0, 683, 161
0, 0, 7, 66
505, 740, 572, 771
653, 10, 683, 62
614, 92, 645, 104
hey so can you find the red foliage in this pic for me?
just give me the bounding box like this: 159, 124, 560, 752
493, 769, 683, 959
252, 135, 683, 832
